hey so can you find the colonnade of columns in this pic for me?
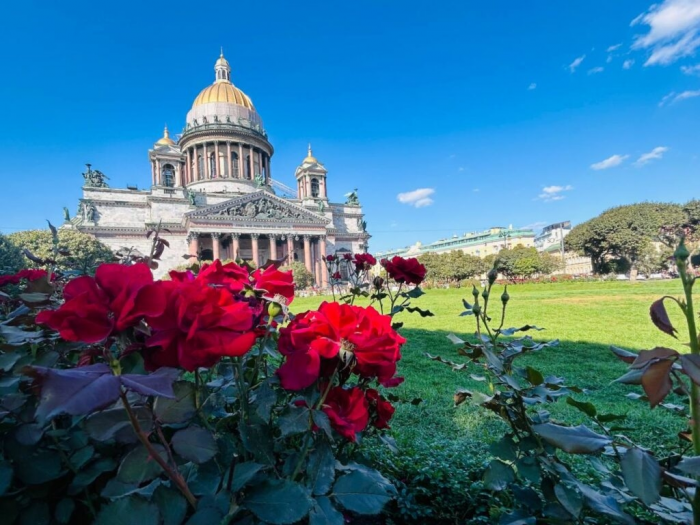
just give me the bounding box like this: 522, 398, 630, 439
187, 232, 328, 287
180, 141, 271, 186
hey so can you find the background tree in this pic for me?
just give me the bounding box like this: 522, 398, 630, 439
8, 229, 114, 274
282, 260, 314, 290
0, 233, 25, 274
566, 202, 686, 279
494, 246, 562, 279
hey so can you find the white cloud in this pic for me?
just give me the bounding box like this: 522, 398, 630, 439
591, 154, 629, 170
458, 166, 465, 172
397, 188, 435, 208
537, 185, 574, 202
681, 63, 700, 75
569, 55, 586, 72
528, 82, 537, 90
607, 43, 623, 52
635, 146, 669, 165
588, 66, 605, 75
632, 0, 700, 66
472, 188, 480, 193
659, 89, 700, 105
606, 55, 614, 63
623, 59, 635, 69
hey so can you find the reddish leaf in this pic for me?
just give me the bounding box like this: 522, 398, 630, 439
631, 347, 679, 369
680, 354, 700, 386
650, 297, 678, 339
641, 359, 674, 408
610, 346, 637, 364
159, 239, 170, 248
22, 248, 45, 265
120, 368, 179, 398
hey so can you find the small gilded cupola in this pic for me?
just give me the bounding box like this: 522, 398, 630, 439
295, 144, 328, 200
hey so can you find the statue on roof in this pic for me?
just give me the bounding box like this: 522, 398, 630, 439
82, 164, 109, 188
254, 172, 265, 188
185, 188, 197, 206
357, 217, 367, 232
345, 189, 360, 206
317, 200, 325, 213
62, 207, 70, 222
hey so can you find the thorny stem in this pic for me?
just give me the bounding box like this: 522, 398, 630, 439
120, 392, 197, 508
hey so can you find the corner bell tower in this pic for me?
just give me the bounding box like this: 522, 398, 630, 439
295, 144, 328, 202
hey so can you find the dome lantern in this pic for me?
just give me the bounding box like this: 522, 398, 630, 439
155, 124, 175, 146
215, 48, 231, 83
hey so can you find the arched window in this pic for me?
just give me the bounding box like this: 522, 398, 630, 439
231, 152, 239, 178
209, 153, 217, 178
197, 155, 204, 180
311, 178, 320, 198
162, 164, 175, 187
245, 155, 251, 180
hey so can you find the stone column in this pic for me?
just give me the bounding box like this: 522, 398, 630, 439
185, 149, 191, 185
194, 147, 200, 181
249, 146, 255, 180
151, 160, 156, 186
287, 235, 295, 263
214, 142, 220, 178
268, 154, 272, 181
231, 233, 240, 261
303, 235, 312, 273
306, 178, 311, 198
212, 233, 221, 261
319, 236, 328, 287
203, 143, 208, 179
188, 233, 199, 259
227, 142, 232, 178
175, 164, 182, 187
269, 235, 277, 260
251, 234, 260, 266
238, 143, 243, 178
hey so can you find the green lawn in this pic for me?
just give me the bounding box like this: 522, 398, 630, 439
293, 280, 694, 460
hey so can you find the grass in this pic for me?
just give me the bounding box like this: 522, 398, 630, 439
293, 280, 696, 460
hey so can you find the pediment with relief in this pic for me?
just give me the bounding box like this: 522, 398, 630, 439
185, 191, 329, 225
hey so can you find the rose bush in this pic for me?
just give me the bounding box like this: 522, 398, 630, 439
0, 225, 431, 524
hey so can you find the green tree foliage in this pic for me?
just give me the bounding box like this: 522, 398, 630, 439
566, 202, 688, 275
282, 261, 315, 290
8, 229, 114, 274
418, 251, 488, 285
0, 233, 25, 273
494, 246, 562, 279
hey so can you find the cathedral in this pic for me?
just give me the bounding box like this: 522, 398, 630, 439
68, 52, 369, 284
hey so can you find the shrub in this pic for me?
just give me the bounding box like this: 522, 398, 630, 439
8, 228, 114, 274
0, 233, 24, 273
281, 260, 315, 290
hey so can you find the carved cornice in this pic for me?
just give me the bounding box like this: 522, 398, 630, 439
85, 200, 149, 208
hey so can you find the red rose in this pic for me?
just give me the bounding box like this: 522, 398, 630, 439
276, 302, 405, 390
324, 255, 336, 262
252, 266, 295, 304
36, 263, 164, 343
353, 253, 377, 272
332, 272, 342, 280
366, 389, 395, 429
0, 269, 49, 287
197, 259, 249, 293
382, 256, 426, 285
342, 253, 352, 261
144, 279, 256, 371
322, 386, 369, 441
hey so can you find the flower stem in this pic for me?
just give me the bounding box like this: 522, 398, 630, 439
120, 392, 197, 508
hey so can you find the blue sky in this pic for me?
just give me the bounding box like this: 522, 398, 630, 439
1, 0, 700, 252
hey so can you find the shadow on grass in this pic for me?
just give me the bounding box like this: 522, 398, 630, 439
388, 327, 687, 457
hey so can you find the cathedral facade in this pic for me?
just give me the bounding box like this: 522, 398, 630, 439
69, 52, 369, 284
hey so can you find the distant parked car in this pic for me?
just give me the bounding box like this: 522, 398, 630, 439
635, 274, 647, 281
616, 274, 629, 281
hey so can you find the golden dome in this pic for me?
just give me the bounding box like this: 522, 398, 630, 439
192, 81, 255, 110
303, 143, 318, 164
155, 125, 175, 146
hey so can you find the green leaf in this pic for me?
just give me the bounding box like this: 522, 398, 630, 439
68, 458, 117, 494
244, 479, 312, 524
171, 426, 217, 464
15, 449, 63, 485
446, 333, 466, 345
620, 447, 661, 506
180, 461, 220, 497
0, 461, 12, 495
239, 423, 275, 465
154, 485, 187, 525
54, 499, 75, 524
254, 381, 276, 422
94, 496, 160, 525
0, 352, 21, 372
332, 468, 394, 515
405, 306, 434, 317
404, 286, 425, 299
577, 483, 635, 525
677, 456, 700, 476
154, 381, 196, 425
117, 445, 166, 484
483, 459, 515, 491
499, 510, 536, 525
312, 410, 334, 439
554, 483, 582, 518
70, 446, 95, 470
309, 496, 344, 525
307, 441, 335, 495
566, 396, 597, 418
278, 405, 310, 437
524, 366, 544, 386
184, 507, 223, 525
231, 462, 263, 492
533, 423, 611, 454
489, 435, 517, 461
